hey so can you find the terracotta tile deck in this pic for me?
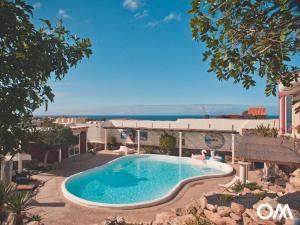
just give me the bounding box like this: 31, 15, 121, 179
28, 151, 259, 225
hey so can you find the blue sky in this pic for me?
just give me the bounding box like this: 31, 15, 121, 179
30, 0, 283, 115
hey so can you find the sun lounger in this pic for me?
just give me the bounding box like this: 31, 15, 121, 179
219, 176, 251, 193
219, 176, 241, 193
16, 184, 37, 191
113, 146, 135, 155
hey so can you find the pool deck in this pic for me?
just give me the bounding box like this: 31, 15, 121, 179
29, 151, 260, 225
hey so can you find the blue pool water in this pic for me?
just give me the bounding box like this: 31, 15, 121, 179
64, 155, 226, 205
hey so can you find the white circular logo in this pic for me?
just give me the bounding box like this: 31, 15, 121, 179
257, 203, 273, 220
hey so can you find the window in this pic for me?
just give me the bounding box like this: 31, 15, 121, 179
140, 131, 148, 141
68, 134, 80, 157
120, 130, 128, 139
286, 96, 293, 134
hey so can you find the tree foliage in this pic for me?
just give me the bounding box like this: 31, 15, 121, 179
32, 124, 79, 166
159, 133, 176, 154
0, 0, 92, 158
189, 0, 300, 96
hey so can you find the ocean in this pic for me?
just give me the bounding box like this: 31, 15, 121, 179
54, 115, 279, 121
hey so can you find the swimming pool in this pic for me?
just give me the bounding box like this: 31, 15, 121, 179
62, 155, 233, 208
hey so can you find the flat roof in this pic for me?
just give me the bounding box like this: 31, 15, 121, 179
102, 126, 239, 134
236, 136, 300, 165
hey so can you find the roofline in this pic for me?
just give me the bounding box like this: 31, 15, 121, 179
102, 126, 239, 134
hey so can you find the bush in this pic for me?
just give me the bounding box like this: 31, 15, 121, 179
232, 181, 261, 193
218, 194, 233, 204
159, 133, 176, 154
143, 146, 154, 154
29, 214, 43, 222
232, 181, 244, 193
182, 151, 191, 157
255, 124, 278, 138
185, 215, 213, 225
253, 191, 267, 200
244, 182, 261, 191
0, 181, 36, 225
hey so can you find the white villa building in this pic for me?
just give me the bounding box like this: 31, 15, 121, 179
278, 71, 300, 137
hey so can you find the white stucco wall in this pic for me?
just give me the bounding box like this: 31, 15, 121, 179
84, 118, 277, 151
109, 118, 278, 133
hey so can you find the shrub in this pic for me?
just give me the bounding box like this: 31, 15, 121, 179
0, 182, 16, 208
185, 215, 213, 225
255, 124, 278, 138
253, 191, 267, 200
159, 133, 176, 154
143, 146, 154, 154
232, 181, 244, 193
29, 214, 43, 222
244, 182, 261, 191
6, 190, 34, 225
218, 194, 233, 204
182, 151, 191, 157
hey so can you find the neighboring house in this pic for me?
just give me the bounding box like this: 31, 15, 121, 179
27, 125, 88, 164
278, 71, 300, 136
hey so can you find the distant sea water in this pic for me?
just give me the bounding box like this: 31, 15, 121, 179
56, 115, 279, 121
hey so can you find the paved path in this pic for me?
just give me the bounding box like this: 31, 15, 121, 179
28, 152, 252, 225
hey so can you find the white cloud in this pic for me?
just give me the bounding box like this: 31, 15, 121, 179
146, 21, 159, 28
57, 9, 71, 19
163, 12, 181, 23
147, 12, 181, 28
123, 0, 140, 11
134, 10, 148, 19
33, 2, 42, 10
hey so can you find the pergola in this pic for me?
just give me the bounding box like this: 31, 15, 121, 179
236, 136, 300, 166
103, 126, 239, 163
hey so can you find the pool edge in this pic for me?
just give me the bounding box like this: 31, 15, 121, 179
61, 155, 234, 209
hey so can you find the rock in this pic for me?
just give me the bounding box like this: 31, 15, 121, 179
285, 182, 300, 193
172, 207, 187, 216
102, 216, 126, 225
6, 213, 17, 225
222, 217, 238, 225
153, 212, 176, 225
268, 184, 285, 193
291, 168, 300, 177
242, 214, 256, 225
230, 213, 242, 222
290, 176, 300, 187
184, 200, 201, 215
277, 192, 284, 197
27, 222, 41, 225
116, 217, 125, 224
231, 202, 245, 216
262, 197, 278, 209
204, 209, 224, 225
199, 195, 208, 210
217, 206, 231, 217
206, 203, 217, 212
245, 208, 257, 220
169, 214, 195, 225
245, 208, 278, 225
242, 187, 252, 195
285, 219, 297, 225
253, 196, 278, 211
